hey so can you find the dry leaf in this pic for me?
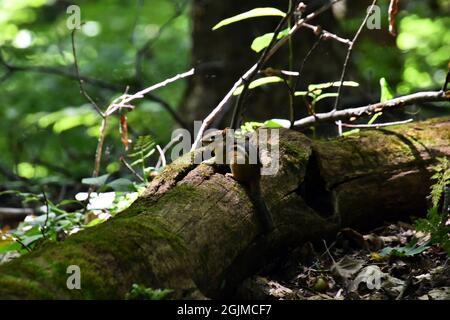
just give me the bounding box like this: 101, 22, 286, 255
388, 0, 399, 36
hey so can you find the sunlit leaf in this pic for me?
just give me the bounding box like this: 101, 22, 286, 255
342, 129, 361, 136
264, 119, 291, 128
380, 77, 394, 102
233, 76, 284, 96
212, 8, 286, 30
251, 28, 289, 52
314, 93, 339, 102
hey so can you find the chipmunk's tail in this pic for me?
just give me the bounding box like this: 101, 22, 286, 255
248, 179, 274, 232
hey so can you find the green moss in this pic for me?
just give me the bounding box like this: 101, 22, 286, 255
281, 141, 309, 161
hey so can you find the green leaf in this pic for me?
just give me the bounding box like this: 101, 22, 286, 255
233, 76, 284, 96
379, 241, 430, 258
107, 178, 137, 192
21, 234, 44, 247
294, 91, 308, 96
342, 129, 361, 136
380, 77, 394, 103
367, 112, 383, 125
314, 93, 339, 102
86, 218, 106, 227
212, 8, 286, 30
251, 28, 289, 52
264, 119, 291, 128
81, 174, 110, 187
0, 240, 22, 254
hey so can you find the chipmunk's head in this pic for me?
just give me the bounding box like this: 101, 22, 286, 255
201, 127, 233, 147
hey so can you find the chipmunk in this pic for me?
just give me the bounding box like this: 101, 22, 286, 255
201, 128, 274, 232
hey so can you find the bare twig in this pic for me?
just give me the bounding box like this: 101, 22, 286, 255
106, 68, 195, 116
71, 29, 104, 117
13, 236, 32, 253
135, 0, 188, 82
41, 191, 49, 239
443, 63, 450, 92
332, 0, 377, 135
1, 231, 32, 253
0, 207, 34, 218
156, 133, 183, 169
120, 156, 145, 183
340, 118, 413, 128
293, 34, 323, 115
230, 8, 293, 130
333, 0, 377, 113
0, 48, 187, 128
191, 0, 344, 150
156, 145, 166, 168
302, 23, 352, 46
93, 118, 108, 178
293, 90, 450, 129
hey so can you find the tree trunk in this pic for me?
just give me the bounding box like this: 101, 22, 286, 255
1, 117, 449, 299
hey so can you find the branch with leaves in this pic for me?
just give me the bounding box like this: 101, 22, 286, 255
191, 0, 344, 150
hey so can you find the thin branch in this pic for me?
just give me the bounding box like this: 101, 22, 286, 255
71, 29, 104, 117
105, 68, 195, 116
156, 133, 183, 169
41, 191, 49, 239
333, 0, 377, 112
332, 0, 377, 135
230, 8, 293, 130
302, 23, 352, 46
281, 78, 295, 126
135, 0, 188, 82
293, 34, 323, 116
293, 90, 450, 129
1, 231, 32, 253
0, 48, 187, 129
443, 63, 450, 92
12, 236, 32, 253
120, 156, 145, 183
340, 118, 413, 128
0, 207, 34, 217
156, 145, 166, 168
93, 117, 108, 178
191, 0, 344, 150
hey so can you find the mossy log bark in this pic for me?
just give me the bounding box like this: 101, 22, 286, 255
1, 117, 450, 299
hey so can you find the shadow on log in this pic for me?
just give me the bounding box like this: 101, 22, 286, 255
1, 117, 449, 299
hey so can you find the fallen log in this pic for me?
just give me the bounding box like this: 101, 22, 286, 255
0, 117, 449, 299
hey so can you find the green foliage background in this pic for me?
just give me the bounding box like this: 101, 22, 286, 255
0, 0, 448, 187
0, 0, 190, 186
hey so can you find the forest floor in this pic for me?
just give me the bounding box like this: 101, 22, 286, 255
237, 221, 450, 300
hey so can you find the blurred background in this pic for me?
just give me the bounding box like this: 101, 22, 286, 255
0, 0, 448, 206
